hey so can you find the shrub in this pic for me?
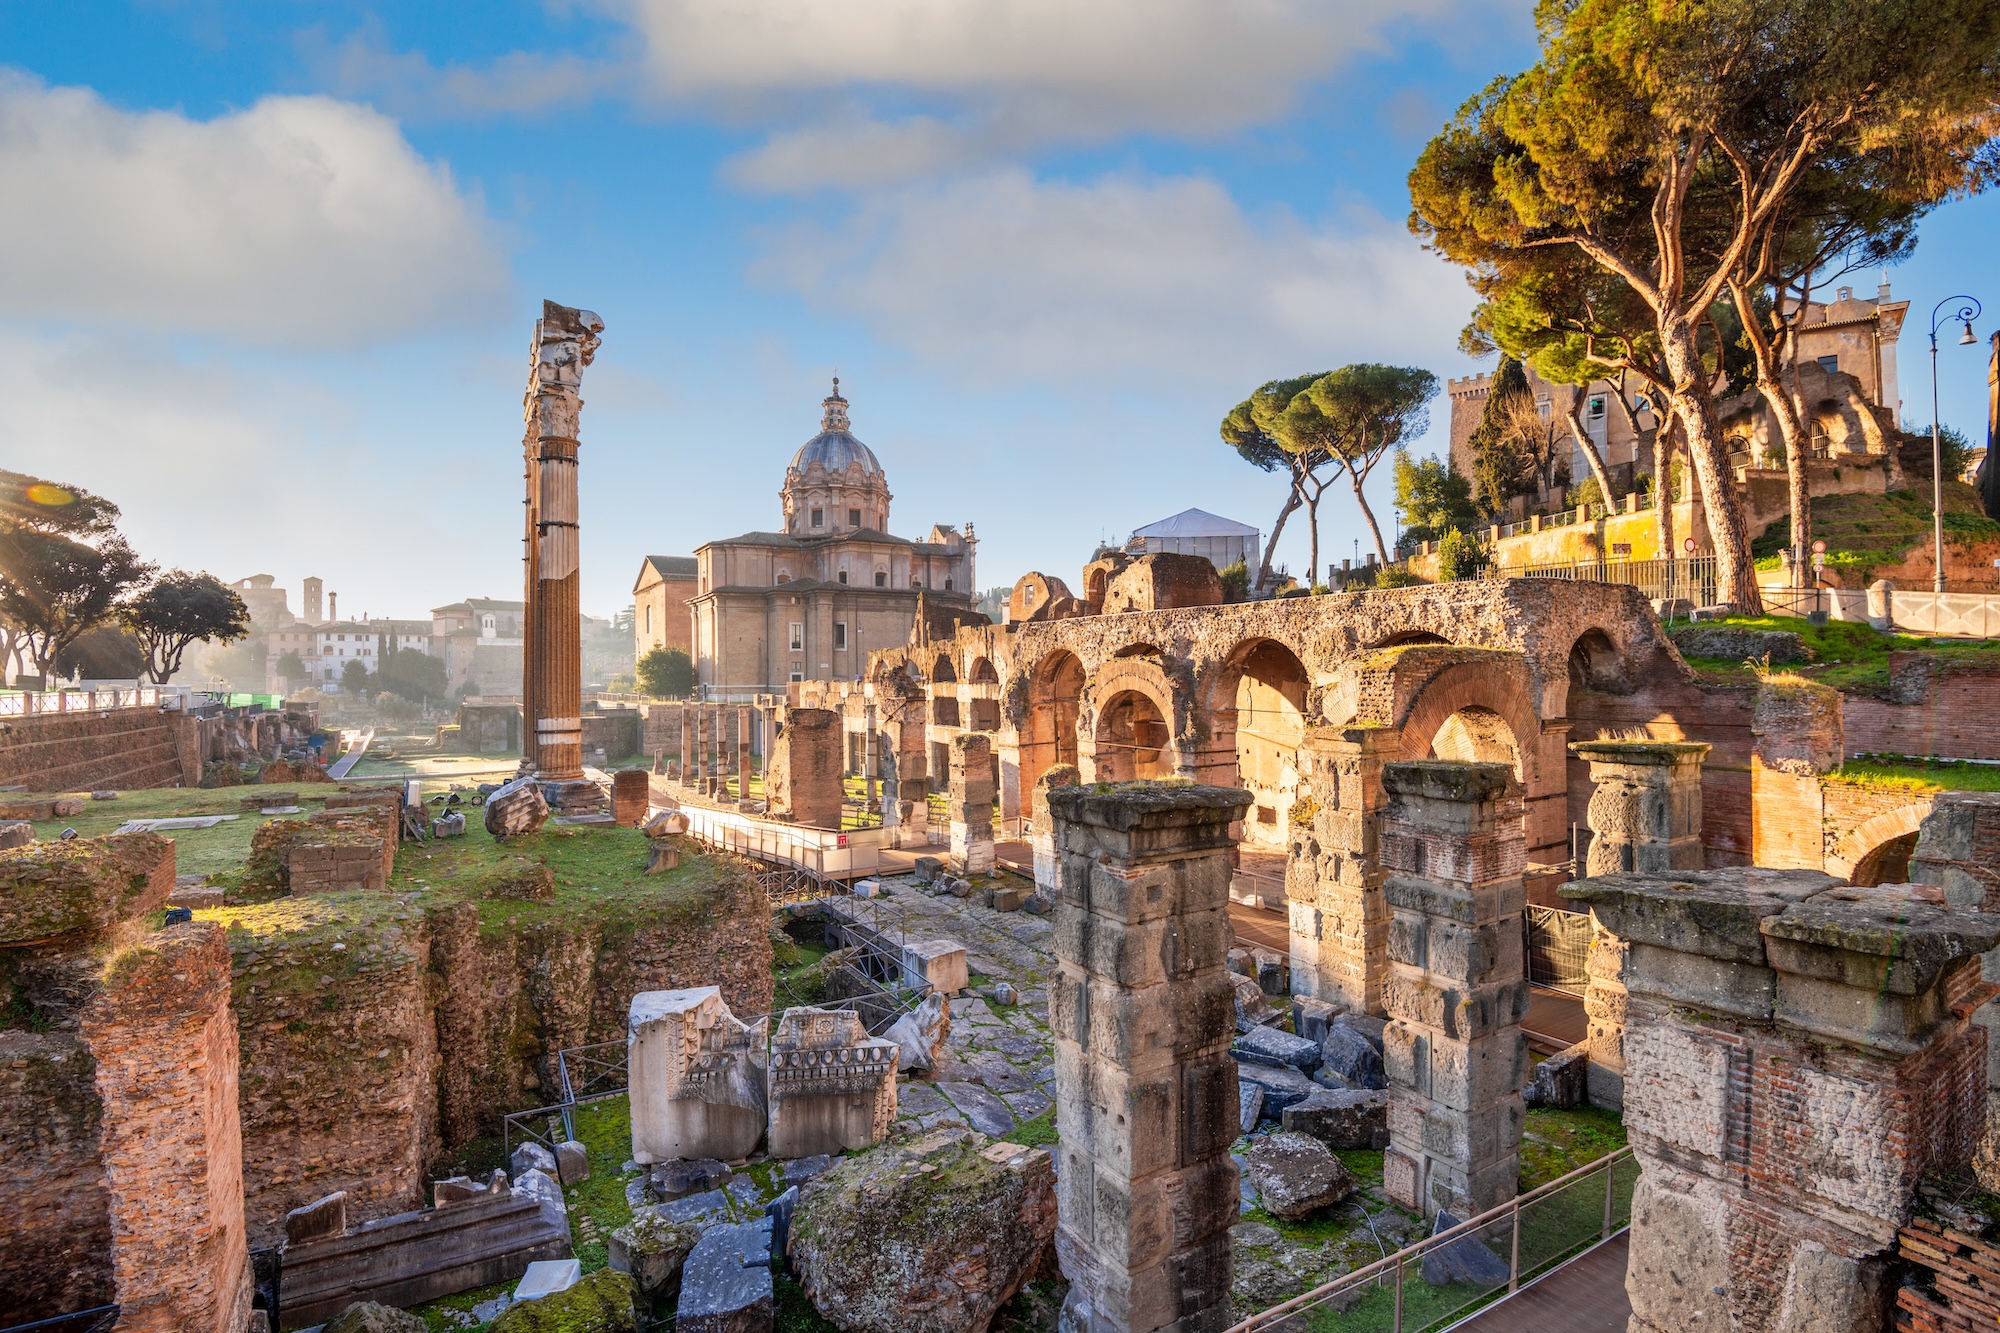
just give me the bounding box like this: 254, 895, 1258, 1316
636, 647, 696, 698
1436, 528, 1489, 582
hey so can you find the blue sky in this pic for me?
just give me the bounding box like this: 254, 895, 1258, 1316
6, 1, 1998, 621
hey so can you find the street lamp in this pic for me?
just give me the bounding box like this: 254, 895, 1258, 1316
1929, 295, 1982, 594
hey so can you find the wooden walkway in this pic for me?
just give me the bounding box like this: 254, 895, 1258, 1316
1445, 1232, 1631, 1332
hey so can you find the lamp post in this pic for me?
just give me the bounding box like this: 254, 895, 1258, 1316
1929, 295, 1982, 594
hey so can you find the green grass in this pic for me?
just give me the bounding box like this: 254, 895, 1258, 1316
1004, 1106, 1058, 1148
1519, 1105, 1627, 1189
777, 1274, 843, 1333
1752, 483, 2000, 587
1830, 757, 2000, 794
1675, 611, 2000, 692
565, 1095, 640, 1272
25, 786, 320, 879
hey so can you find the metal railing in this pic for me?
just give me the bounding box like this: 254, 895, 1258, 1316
678, 803, 886, 881
1227, 1147, 1637, 1333
1525, 906, 1591, 997
0, 1309, 120, 1333
0, 687, 167, 716
503, 1037, 634, 1159
1506, 555, 1717, 605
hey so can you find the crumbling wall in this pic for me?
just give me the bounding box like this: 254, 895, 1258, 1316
0, 706, 197, 792
1844, 654, 2000, 761
223, 895, 439, 1248
0, 1029, 113, 1321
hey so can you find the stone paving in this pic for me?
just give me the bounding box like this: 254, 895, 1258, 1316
842, 874, 1060, 1137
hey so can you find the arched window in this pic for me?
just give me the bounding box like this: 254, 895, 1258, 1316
874, 570, 887, 587
838, 570, 849, 584
944, 577, 954, 591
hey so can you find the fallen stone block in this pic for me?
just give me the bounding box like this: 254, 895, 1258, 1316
1281, 1088, 1388, 1151
1233, 972, 1277, 1032
484, 775, 551, 839
766, 1185, 799, 1275
608, 1211, 701, 1302
512, 1141, 558, 1181
1318, 1024, 1386, 1090
1245, 1131, 1356, 1220
1237, 1062, 1318, 1119
1421, 1211, 1511, 1287
912, 856, 942, 884
656, 1189, 736, 1228
1292, 996, 1341, 1045
323, 1301, 426, 1333
555, 1139, 590, 1186
1239, 1081, 1265, 1136
1524, 1042, 1589, 1110
987, 885, 1024, 912
1233, 1024, 1322, 1074
884, 991, 951, 1073
286, 1190, 348, 1244
679, 1218, 776, 1333
490, 1267, 641, 1333
0, 820, 32, 849
647, 840, 682, 873
783, 1155, 832, 1186
651, 1158, 733, 1200
791, 1131, 1055, 1333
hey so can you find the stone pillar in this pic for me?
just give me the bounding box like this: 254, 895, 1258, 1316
1379, 761, 1529, 1221
81, 923, 253, 1333
948, 733, 995, 875
521, 301, 604, 793
766, 708, 842, 829
1750, 679, 1842, 869
1030, 764, 1081, 902
738, 706, 753, 807
1911, 792, 2000, 1189
894, 717, 930, 850
1566, 869, 1999, 1333
1569, 739, 1710, 875
862, 704, 878, 813
1286, 726, 1396, 1014
997, 732, 1023, 826
1569, 738, 1709, 1111
1049, 783, 1249, 1333
679, 709, 691, 785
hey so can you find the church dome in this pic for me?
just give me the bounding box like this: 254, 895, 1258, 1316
789, 380, 882, 477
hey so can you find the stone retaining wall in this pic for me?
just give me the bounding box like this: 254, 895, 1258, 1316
0, 706, 199, 792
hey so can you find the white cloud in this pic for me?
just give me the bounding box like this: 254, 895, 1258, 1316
750, 169, 1474, 389
0, 73, 506, 346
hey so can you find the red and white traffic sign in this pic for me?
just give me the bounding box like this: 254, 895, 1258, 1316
1812, 540, 1826, 554
1683, 538, 1697, 553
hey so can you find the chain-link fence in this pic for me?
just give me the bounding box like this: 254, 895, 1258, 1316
1524, 906, 1592, 997
1227, 1148, 1638, 1333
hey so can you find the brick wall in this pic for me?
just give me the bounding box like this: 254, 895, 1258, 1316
0, 1029, 114, 1321
0, 706, 196, 792
81, 924, 251, 1333
1897, 1216, 2000, 1330
1845, 656, 2000, 761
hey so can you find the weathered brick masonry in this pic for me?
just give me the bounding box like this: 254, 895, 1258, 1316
0, 706, 199, 792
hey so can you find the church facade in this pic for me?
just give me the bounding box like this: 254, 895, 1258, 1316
688, 383, 978, 698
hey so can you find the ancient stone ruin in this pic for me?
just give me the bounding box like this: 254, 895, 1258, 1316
765, 1006, 899, 1159
1048, 783, 1248, 1333
629, 986, 770, 1165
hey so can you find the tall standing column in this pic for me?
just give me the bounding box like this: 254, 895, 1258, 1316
679, 709, 691, 784
520, 300, 604, 795
738, 706, 753, 806
1379, 760, 1529, 1221
1050, 784, 1250, 1333
1287, 726, 1396, 1014
1569, 739, 1709, 1110
862, 704, 878, 813
948, 733, 995, 875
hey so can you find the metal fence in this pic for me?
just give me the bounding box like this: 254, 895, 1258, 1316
0, 1309, 120, 1333
1525, 906, 1591, 996
0, 687, 168, 716
678, 804, 886, 882
1506, 555, 1717, 605
1226, 1148, 1638, 1333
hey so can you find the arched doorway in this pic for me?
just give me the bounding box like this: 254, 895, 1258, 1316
1095, 690, 1172, 781
1230, 641, 1310, 851
1024, 650, 1085, 793
1568, 628, 1626, 694
1851, 831, 1918, 887
1430, 705, 1522, 773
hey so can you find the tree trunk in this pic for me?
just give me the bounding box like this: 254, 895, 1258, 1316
1729, 281, 1811, 585
1660, 323, 1762, 612
1304, 477, 1325, 588
1257, 483, 1303, 594
1351, 474, 1391, 566
1563, 386, 1619, 509
1655, 419, 1676, 562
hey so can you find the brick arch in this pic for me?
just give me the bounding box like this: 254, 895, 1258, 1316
1555, 622, 1640, 713
1826, 799, 1936, 883
1395, 660, 1542, 783
1080, 657, 1187, 781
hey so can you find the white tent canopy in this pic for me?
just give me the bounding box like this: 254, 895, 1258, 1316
1125, 508, 1261, 572
1129, 508, 1261, 540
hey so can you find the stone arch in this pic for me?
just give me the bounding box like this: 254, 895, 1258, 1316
1827, 800, 1935, 884
932, 653, 958, 683
1396, 660, 1541, 779
1372, 630, 1452, 649
1567, 627, 1626, 692
1113, 642, 1162, 659
1023, 649, 1085, 794
969, 657, 999, 684
1080, 657, 1184, 783
1094, 690, 1174, 781
1202, 638, 1311, 851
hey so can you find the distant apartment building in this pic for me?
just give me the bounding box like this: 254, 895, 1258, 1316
1446, 281, 1909, 506
633, 555, 699, 661
431, 599, 525, 698
267, 621, 380, 686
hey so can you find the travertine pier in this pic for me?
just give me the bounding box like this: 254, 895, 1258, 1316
1377, 761, 1528, 1220
948, 732, 995, 875
1049, 783, 1249, 1333
1287, 726, 1396, 1015
1567, 868, 1999, 1333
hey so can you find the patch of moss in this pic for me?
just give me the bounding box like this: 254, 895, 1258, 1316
1519, 1104, 1626, 1189
488, 1266, 640, 1332
1831, 758, 2000, 794
776, 1274, 841, 1333
1004, 1106, 1058, 1148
